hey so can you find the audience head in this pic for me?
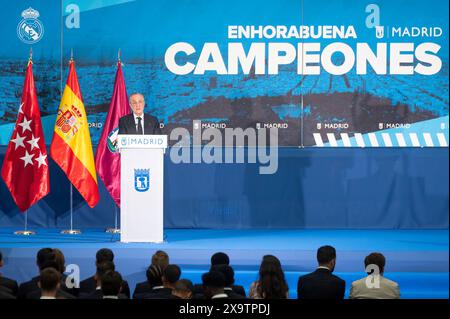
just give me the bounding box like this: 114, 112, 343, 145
317, 245, 337, 271
258, 255, 288, 299
172, 279, 193, 299
39, 267, 61, 297
96, 248, 114, 266
211, 264, 235, 287
95, 261, 116, 286
211, 252, 230, 266
146, 265, 164, 287
53, 248, 66, 274
101, 271, 123, 297
162, 264, 181, 288
151, 250, 169, 269
364, 252, 386, 275
202, 271, 226, 299
36, 248, 56, 270
0, 251, 3, 268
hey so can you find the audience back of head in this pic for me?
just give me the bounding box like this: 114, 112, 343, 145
151, 250, 169, 269
211, 252, 229, 266
101, 271, 123, 297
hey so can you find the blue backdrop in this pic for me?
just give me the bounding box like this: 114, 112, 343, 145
0, 147, 448, 229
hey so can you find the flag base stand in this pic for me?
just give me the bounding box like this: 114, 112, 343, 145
105, 228, 121, 234
61, 229, 81, 235
14, 230, 36, 236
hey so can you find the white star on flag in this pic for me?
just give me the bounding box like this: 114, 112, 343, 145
10, 132, 26, 150
18, 116, 32, 133
18, 102, 24, 114
27, 134, 40, 151
20, 150, 34, 167
35, 152, 48, 168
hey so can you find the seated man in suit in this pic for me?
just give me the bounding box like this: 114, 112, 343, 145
38, 267, 61, 299
212, 265, 246, 299
118, 92, 162, 135
79, 261, 127, 299
133, 250, 169, 298
297, 245, 346, 299
101, 271, 123, 300
0, 251, 18, 297
170, 279, 194, 299
350, 252, 400, 299
202, 271, 229, 299
18, 248, 55, 299
79, 248, 130, 298
142, 264, 181, 299
193, 252, 246, 297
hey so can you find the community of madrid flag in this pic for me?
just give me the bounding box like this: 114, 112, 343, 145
1, 59, 49, 211
50, 59, 100, 208
95, 61, 129, 207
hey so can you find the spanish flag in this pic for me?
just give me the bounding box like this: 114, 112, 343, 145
50, 59, 99, 208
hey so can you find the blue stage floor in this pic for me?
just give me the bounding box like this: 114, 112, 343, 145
0, 228, 448, 299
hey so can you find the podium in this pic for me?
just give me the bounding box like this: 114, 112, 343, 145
117, 135, 167, 243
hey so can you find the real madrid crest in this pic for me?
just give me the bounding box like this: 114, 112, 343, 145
17, 7, 45, 44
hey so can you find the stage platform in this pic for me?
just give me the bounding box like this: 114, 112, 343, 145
0, 228, 448, 299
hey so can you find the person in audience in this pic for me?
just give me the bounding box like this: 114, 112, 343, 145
170, 279, 194, 299
38, 267, 61, 299
133, 265, 165, 299
0, 251, 18, 297
151, 250, 170, 269
143, 264, 181, 299
202, 271, 229, 299
350, 252, 400, 299
18, 248, 55, 299
211, 264, 246, 299
79, 261, 127, 299
101, 271, 123, 299
193, 252, 246, 297
249, 255, 288, 299
211, 252, 230, 266
297, 245, 345, 299
79, 248, 130, 298
133, 250, 169, 297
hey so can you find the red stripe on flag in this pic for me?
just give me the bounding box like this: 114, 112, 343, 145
66, 60, 83, 102
50, 134, 99, 208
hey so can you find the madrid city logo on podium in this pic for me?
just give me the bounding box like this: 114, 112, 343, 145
17, 7, 45, 44
134, 169, 150, 192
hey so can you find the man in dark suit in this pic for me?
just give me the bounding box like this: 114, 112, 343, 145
133, 250, 169, 298
118, 93, 162, 135
139, 264, 181, 299
202, 271, 230, 299
193, 252, 246, 297
0, 251, 18, 297
297, 245, 346, 299
79, 261, 127, 299
18, 248, 55, 299
79, 248, 130, 298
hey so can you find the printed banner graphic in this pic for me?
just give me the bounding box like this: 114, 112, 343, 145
0, 0, 448, 147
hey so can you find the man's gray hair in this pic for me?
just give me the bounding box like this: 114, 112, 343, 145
129, 92, 144, 102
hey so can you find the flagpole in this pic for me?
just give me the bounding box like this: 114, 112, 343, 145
14, 209, 36, 236
61, 50, 81, 235
105, 48, 122, 235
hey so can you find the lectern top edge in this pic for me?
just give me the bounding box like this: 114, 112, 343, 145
117, 134, 168, 149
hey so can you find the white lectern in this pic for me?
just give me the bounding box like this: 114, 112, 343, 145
117, 135, 167, 243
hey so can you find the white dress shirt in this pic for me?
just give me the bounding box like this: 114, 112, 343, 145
133, 113, 144, 134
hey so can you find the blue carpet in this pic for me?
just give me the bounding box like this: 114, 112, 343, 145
0, 228, 448, 299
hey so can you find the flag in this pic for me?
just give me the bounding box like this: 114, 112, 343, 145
95, 61, 129, 206
1, 59, 49, 211
50, 59, 99, 208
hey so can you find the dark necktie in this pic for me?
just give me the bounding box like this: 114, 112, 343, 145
137, 117, 143, 135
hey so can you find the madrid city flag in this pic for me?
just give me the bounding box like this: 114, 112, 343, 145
1, 59, 50, 211
50, 59, 100, 208
95, 61, 129, 207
